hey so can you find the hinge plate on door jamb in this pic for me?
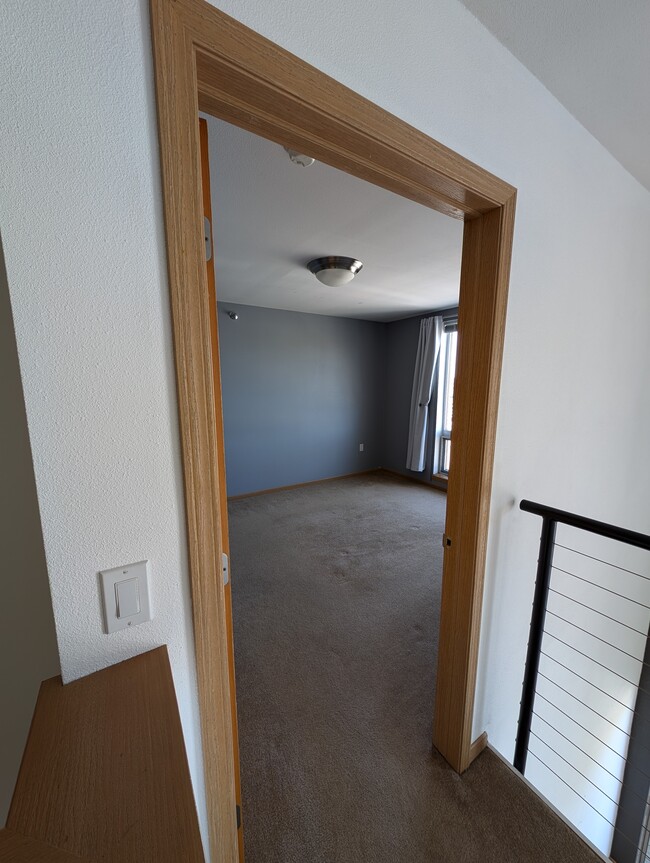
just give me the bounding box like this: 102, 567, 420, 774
222, 552, 229, 585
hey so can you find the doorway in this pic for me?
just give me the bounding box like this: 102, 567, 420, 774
150, 2, 516, 859
201, 113, 466, 858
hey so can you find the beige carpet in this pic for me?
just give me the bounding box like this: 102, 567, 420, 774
229, 472, 599, 862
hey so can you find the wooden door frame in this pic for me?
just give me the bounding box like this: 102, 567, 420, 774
150, 1, 516, 860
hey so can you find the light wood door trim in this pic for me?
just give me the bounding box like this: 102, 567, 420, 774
150, 3, 238, 860
434, 199, 516, 769
199, 116, 245, 862
150, 2, 516, 860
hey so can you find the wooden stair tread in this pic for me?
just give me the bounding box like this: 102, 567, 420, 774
7, 647, 204, 862
0, 829, 89, 861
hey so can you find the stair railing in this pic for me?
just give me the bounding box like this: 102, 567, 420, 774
516, 499, 650, 862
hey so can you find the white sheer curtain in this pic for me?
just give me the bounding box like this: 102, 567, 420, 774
406, 315, 443, 472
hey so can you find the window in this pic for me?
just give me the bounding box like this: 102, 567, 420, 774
434, 317, 458, 476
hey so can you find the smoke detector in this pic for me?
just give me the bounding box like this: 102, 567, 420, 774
284, 147, 315, 168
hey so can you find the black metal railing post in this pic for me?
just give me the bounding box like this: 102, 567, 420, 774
514, 498, 650, 856
514, 516, 557, 773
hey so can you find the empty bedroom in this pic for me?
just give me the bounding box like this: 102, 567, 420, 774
203, 115, 464, 860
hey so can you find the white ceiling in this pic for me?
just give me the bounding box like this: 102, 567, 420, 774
457, 0, 650, 192
205, 117, 463, 322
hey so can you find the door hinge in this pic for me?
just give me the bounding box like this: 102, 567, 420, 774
204, 216, 213, 262
442, 534, 452, 548
222, 552, 229, 585
236, 804, 241, 830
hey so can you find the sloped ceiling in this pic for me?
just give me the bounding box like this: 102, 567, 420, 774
457, 0, 650, 191
205, 117, 463, 322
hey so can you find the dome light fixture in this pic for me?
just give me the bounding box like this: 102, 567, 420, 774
307, 256, 363, 287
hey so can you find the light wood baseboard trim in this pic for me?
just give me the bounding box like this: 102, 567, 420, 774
379, 467, 448, 492
468, 732, 488, 765
227, 468, 380, 501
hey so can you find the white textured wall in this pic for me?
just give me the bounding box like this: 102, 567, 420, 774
2, 0, 649, 857
0, 234, 60, 825
0, 0, 208, 850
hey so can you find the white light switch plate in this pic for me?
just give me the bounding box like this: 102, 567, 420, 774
100, 560, 152, 634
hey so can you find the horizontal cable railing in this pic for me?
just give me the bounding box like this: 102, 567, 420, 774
516, 500, 650, 862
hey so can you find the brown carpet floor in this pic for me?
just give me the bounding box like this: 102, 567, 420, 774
229, 472, 600, 862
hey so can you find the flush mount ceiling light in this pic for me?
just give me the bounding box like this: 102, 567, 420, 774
307, 256, 364, 287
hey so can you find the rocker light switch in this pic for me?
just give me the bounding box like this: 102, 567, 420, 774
116, 577, 140, 618
100, 560, 151, 634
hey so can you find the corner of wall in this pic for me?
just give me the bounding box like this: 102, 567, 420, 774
0, 232, 60, 825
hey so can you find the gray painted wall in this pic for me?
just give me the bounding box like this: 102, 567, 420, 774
381, 308, 457, 488
218, 303, 387, 496
217, 302, 458, 496
0, 234, 60, 824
